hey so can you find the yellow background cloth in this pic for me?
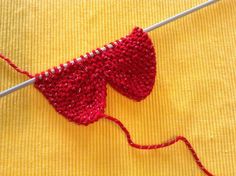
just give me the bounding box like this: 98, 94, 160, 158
0, 0, 235, 175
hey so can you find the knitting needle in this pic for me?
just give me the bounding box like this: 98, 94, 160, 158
0, 0, 219, 98
143, 0, 219, 32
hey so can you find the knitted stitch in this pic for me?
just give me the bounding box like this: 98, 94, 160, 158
34, 27, 156, 125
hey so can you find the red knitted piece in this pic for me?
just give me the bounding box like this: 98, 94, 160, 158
34, 27, 156, 125
0, 27, 215, 175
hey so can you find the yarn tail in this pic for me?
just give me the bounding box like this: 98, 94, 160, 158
100, 113, 214, 176
0, 52, 33, 78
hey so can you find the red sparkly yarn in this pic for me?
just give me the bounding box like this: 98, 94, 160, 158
34, 27, 156, 125
0, 27, 215, 175
101, 114, 214, 176
0, 53, 33, 78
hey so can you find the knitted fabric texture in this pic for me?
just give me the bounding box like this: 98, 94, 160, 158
34, 27, 156, 125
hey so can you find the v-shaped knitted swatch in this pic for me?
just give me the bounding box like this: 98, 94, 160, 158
34, 27, 156, 125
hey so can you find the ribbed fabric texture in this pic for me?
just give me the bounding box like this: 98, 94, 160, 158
0, 0, 235, 175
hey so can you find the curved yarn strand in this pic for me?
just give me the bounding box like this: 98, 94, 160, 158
0, 52, 33, 78
101, 114, 214, 176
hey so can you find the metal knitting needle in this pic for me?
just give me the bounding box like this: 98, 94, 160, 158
0, 0, 219, 98
143, 0, 219, 32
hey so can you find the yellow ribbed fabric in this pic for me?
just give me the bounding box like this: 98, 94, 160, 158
0, 0, 235, 175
